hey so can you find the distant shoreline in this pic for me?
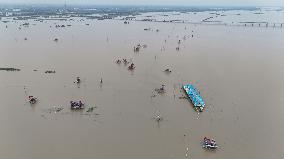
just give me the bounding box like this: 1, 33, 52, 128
0, 5, 261, 19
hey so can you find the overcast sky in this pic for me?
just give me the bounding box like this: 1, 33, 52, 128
0, 0, 283, 6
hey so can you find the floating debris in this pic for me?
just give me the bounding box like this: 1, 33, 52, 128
179, 95, 188, 99
134, 45, 140, 52
54, 107, 64, 112
0, 68, 20, 71
86, 106, 97, 113
22, 22, 29, 27
154, 114, 163, 122
41, 114, 47, 119
155, 85, 165, 94
54, 38, 58, 42
55, 25, 65, 28
47, 106, 64, 113
45, 70, 56, 73
116, 58, 135, 71
133, 44, 146, 52
142, 44, 147, 48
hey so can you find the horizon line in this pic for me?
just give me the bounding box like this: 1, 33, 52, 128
0, 2, 283, 8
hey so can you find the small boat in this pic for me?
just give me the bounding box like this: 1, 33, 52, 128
70, 101, 85, 110
203, 137, 218, 149
28, 96, 37, 104
183, 84, 205, 112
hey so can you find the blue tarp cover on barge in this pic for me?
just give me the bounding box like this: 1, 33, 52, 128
183, 84, 205, 111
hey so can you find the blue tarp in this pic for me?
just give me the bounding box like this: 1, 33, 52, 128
183, 84, 205, 108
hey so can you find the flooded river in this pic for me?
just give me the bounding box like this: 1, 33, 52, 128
1, 13, 284, 159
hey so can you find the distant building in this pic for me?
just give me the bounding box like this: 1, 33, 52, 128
12, 9, 21, 12
5, 12, 13, 17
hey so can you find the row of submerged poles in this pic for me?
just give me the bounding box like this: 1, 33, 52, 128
243, 22, 284, 28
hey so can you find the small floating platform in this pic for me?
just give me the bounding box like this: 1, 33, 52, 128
183, 84, 205, 112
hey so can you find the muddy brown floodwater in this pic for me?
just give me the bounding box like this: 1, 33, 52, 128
0, 17, 284, 159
